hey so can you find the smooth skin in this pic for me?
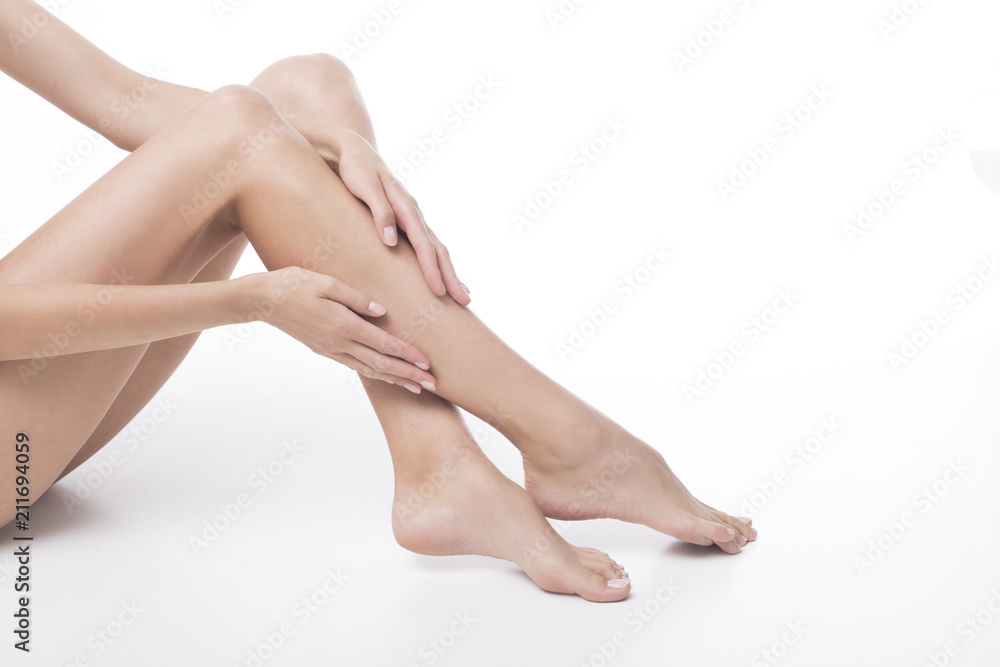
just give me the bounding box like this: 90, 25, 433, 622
0, 0, 755, 602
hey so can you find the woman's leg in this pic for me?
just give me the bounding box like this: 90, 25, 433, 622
50, 54, 346, 481
224, 114, 756, 553
0, 84, 632, 600
0, 87, 292, 522
247, 54, 753, 551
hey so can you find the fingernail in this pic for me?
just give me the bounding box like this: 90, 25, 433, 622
607, 579, 630, 589
404, 383, 422, 394
368, 301, 386, 316
460, 282, 470, 294
415, 362, 430, 371
420, 380, 436, 391
383, 227, 398, 245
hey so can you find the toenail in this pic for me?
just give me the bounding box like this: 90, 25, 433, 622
607, 579, 630, 589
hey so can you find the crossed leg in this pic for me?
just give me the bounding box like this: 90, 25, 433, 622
0, 82, 635, 601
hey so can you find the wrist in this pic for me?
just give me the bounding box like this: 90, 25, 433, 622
108, 75, 206, 151
232, 273, 271, 324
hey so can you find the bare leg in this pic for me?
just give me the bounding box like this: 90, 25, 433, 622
228, 128, 757, 554
0, 85, 632, 600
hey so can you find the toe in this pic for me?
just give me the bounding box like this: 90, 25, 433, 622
572, 565, 631, 603
698, 518, 738, 546
717, 512, 757, 543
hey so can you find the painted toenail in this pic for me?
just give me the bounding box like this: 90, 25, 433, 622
607, 579, 630, 589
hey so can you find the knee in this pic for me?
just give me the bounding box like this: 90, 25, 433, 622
255, 53, 358, 105
193, 84, 288, 145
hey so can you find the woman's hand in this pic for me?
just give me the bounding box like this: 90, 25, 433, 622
247, 54, 471, 307
328, 128, 470, 305
248, 267, 437, 393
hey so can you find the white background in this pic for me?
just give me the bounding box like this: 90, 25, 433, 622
2, 0, 1000, 665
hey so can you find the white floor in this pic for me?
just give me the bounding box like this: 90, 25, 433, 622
5, 331, 1000, 666
4, 0, 1000, 665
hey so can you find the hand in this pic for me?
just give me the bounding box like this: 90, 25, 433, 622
326, 128, 471, 306
248, 267, 437, 393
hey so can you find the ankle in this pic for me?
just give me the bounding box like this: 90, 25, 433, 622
516, 404, 614, 469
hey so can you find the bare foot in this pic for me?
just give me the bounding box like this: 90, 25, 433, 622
523, 416, 757, 554
391, 447, 631, 602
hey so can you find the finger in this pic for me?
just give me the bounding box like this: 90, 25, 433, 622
381, 174, 447, 296
333, 354, 417, 392
428, 230, 470, 306
355, 172, 398, 246
350, 318, 435, 379
318, 274, 389, 318
349, 342, 438, 392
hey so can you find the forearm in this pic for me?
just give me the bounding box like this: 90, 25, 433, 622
0, 0, 202, 151
0, 2, 371, 157
0, 276, 261, 362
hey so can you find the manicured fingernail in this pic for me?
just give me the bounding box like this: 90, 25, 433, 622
415, 362, 430, 371
368, 301, 386, 316
383, 227, 398, 245
607, 579, 630, 589
461, 282, 470, 294
404, 382, 421, 394
420, 380, 436, 391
